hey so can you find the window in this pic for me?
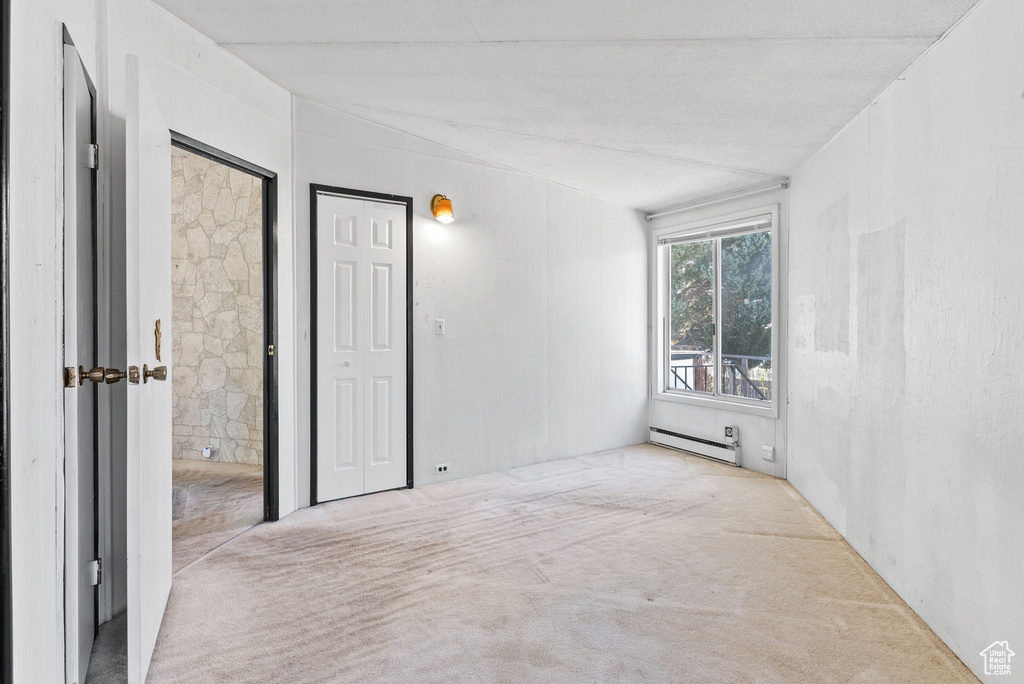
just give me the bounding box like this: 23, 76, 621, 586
655, 207, 777, 409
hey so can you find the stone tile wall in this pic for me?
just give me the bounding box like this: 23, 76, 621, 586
171, 149, 264, 465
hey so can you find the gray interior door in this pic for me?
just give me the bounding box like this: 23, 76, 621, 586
63, 43, 98, 684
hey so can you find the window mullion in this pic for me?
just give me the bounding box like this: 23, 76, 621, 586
713, 237, 723, 398
662, 245, 670, 392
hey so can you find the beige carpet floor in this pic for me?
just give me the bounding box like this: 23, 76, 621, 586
86, 610, 127, 684
149, 445, 975, 683
172, 459, 264, 573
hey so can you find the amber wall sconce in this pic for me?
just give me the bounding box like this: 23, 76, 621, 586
431, 194, 454, 224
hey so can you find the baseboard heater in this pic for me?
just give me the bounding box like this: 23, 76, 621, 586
649, 428, 738, 466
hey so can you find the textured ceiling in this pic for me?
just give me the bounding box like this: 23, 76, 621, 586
152, 0, 980, 211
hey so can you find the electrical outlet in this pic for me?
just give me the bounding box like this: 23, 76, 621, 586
203, 446, 213, 459
436, 463, 449, 474
435, 319, 446, 336
761, 445, 775, 462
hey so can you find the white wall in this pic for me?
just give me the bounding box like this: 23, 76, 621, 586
293, 99, 649, 505
787, 0, 1024, 676
9, 0, 296, 679
102, 0, 296, 516
648, 188, 789, 478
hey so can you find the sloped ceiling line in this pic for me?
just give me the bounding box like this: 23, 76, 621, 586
342, 105, 787, 178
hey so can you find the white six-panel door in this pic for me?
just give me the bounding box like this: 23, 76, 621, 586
316, 192, 407, 502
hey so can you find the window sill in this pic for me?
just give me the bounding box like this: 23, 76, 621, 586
653, 390, 778, 419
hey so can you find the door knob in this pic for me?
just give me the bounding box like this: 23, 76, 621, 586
79, 366, 106, 385
104, 366, 140, 384
143, 364, 167, 383
78, 365, 141, 385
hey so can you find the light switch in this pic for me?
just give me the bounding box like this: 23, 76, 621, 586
435, 319, 446, 336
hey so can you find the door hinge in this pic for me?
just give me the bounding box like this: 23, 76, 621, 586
85, 143, 99, 169
267, 344, 276, 356
87, 558, 102, 586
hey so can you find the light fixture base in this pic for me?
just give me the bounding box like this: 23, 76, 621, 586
430, 194, 447, 214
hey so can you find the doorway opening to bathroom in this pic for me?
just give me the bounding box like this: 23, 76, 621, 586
169, 133, 278, 572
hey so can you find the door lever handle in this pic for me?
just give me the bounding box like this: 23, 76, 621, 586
143, 364, 167, 383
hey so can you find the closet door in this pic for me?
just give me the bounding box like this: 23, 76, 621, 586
314, 191, 407, 502
361, 200, 407, 495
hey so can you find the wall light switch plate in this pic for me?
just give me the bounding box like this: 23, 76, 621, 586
761, 445, 775, 462
435, 319, 446, 336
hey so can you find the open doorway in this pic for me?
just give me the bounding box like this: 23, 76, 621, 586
168, 136, 278, 572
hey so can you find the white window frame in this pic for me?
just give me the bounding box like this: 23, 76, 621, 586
651, 204, 780, 418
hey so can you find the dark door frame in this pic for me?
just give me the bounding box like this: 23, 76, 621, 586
309, 184, 414, 506
168, 131, 280, 522
0, 0, 12, 679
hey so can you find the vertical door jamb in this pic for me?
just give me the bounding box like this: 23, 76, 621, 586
0, 0, 12, 679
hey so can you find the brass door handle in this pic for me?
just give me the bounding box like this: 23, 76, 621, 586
79, 366, 105, 385
73, 365, 140, 386
104, 366, 140, 384
143, 364, 167, 383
